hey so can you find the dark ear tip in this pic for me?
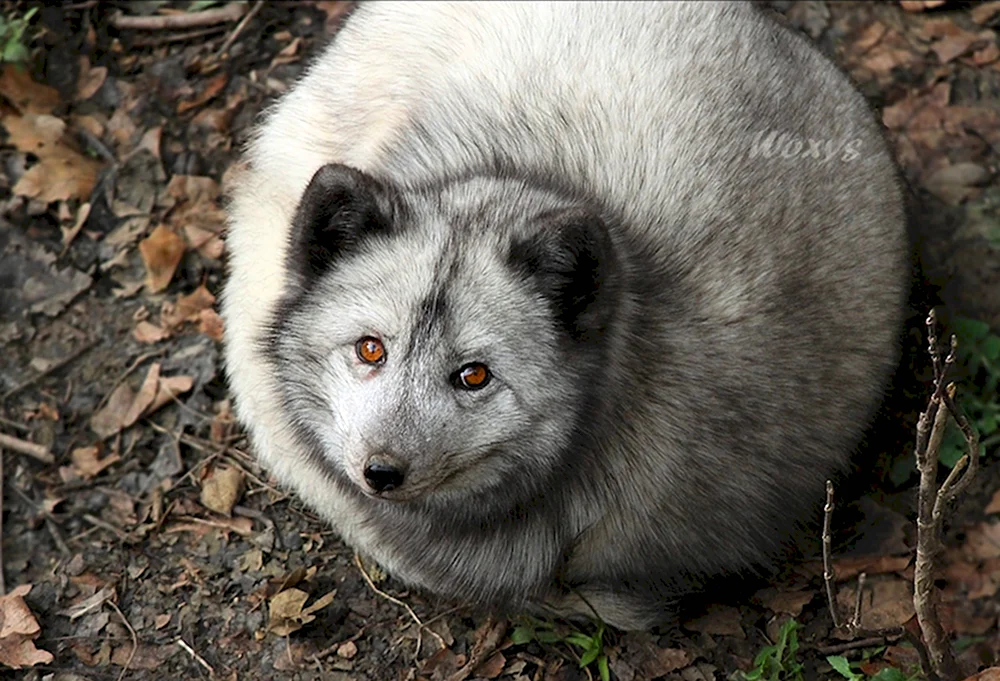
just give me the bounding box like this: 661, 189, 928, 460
307, 163, 375, 194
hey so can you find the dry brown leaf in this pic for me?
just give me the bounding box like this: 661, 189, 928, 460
61, 201, 92, 250
931, 30, 994, 63
165, 174, 221, 203
71, 446, 121, 479
148, 374, 194, 415
753, 587, 816, 617
200, 465, 244, 517
177, 72, 229, 115
829, 554, 912, 580
75, 55, 108, 101
5, 113, 103, 203
124, 362, 162, 428
474, 651, 506, 679
90, 364, 193, 437
0, 65, 59, 114
0, 585, 54, 670
337, 640, 358, 659
860, 46, 919, 75
90, 381, 136, 438
198, 308, 225, 342
267, 588, 337, 637
837, 578, 915, 630
972, 42, 1000, 65
161, 284, 216, 330
854, 22, 889, 53
108, 105, 137, 151
133, 320, 170, 344
971, 1, 1000, 24
183, 223, 225, 260
964, 668, 1000, 681
640, 647, 693, 678
682, 604, 744, 638
71, 113, 105, 138
271, 37, 303, 68
139, 224, 186, 293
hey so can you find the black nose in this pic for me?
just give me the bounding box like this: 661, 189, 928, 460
363, 459, 406, 493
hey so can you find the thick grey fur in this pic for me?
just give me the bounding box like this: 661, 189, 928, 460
220, 1, 911, 630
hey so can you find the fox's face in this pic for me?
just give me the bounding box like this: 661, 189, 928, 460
266, 164, 619, 505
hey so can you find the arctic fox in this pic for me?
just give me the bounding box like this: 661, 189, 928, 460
220, 1, 911, 629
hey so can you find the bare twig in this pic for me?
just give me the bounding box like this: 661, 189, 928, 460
0, 432, 55, 464
910, 313, 978, 681
215, 0, 264, 59
445, 615, 507, 681
2, 339, 99, 402
822, 480, 840, 628
111, 2, 246, 31
0, 417, 29, 433
815, 636, 898, 656
353, 552, 446, 655
82, 513, 132, 543
177, 637, 215, 677
132, 25, 227, 48
850, 573, 866, 632
108, 600, 138, 681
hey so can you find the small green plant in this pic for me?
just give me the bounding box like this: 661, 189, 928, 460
733, 618, 804, 681
938, 317, 1000, 467
0, 6, 38, 64
510, 616, 610, 681
827, 652, 920, 681
890, 315, 999, 486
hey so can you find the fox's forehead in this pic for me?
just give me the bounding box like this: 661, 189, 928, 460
310, 219, 535, 351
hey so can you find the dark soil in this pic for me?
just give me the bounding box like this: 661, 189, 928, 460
2, 2, 999, 681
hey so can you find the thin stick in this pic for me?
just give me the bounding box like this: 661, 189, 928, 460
0, 432, 54, 464
822, 480, 840, 628
2, 339, 99, 402
850, 573, 867, 633
108, 600, 138, 681
353, 552, 446, 653
82, 513, 131, 542
215, 0, 263, 59
0, 417, 29, 433
111, 2, 246, 30
132, 25, 227, 48
911, 316, 965, 681
815, 637, 895, 656
177, 637, 215, 677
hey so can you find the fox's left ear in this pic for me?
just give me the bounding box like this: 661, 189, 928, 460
507, 207, 618, 341
286, 163, 398, 287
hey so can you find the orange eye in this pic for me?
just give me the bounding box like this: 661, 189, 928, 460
455, 363, 491, 390
356, 337, 385, 364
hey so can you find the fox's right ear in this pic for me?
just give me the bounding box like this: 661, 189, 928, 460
286, 163, 397, 286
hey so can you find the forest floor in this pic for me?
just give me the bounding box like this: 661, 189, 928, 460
2, 2, 999, 680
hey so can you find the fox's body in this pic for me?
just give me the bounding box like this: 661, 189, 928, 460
220, 1, 910, 629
